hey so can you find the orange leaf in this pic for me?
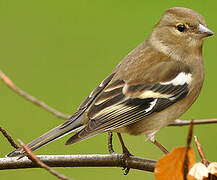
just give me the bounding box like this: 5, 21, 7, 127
154, 147, 196, 180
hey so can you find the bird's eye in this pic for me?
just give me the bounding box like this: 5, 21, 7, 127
176, 24, 186, 32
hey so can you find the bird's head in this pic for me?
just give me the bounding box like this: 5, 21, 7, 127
149, 7, 214, 60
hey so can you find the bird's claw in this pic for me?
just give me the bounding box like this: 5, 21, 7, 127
122, 167, 130, 175
120, 149, 133, 175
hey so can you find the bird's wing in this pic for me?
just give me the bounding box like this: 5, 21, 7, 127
65, 60, 192, 144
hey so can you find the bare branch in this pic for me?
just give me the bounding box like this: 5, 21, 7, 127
0, 154, 156, 172
0, 71, 70, 120
170, 119, 217, 126
194, 136, 209, 166
18, 139, 73, 180
0, 125, 18, 149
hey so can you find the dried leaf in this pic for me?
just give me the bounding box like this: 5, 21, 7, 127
154, 147, 196, 180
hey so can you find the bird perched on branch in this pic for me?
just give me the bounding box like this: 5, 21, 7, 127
7, 7, 213, 158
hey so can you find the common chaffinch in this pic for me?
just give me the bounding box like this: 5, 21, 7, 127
7, 7, 214, 157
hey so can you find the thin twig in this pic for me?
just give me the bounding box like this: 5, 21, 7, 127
18, 139, 73, 180
0, 154, 156, 171
0, 126, 18, 149
170, 119, 217, 126
0, 71, 70, 120
194, 136, 209, 166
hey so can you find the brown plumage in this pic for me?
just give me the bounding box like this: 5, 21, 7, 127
7, 7, 213, 157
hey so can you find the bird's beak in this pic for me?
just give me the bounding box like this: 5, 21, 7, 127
197, 24, 214, 38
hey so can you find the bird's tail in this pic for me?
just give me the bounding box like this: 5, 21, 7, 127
6, 115, 84, 158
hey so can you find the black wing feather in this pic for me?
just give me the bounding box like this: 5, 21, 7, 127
71, 81, 189, 138
66, 72, 190, 144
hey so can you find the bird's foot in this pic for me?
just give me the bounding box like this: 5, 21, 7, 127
121, 144, 133, 175
117, 133, 133, 175
108, 132, 133, 174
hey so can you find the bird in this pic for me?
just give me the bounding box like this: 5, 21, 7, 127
7, 7, 214, 158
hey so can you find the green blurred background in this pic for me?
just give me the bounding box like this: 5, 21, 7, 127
0, 0, 216, 179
